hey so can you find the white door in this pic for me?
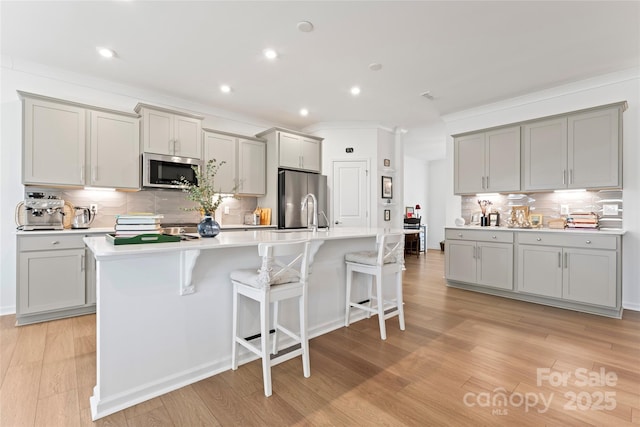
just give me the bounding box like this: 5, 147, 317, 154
332, 160, 368, 227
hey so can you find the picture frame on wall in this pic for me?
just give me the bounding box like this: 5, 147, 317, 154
405, 206, 414, 218
384, 209, 391, 221
381, 176, 393, 199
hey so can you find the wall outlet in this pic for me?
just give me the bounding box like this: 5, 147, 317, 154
90, 203, 98, 213
560, 205, 569, 215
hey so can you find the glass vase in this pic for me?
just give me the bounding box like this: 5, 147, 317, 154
198, 213, 221, 238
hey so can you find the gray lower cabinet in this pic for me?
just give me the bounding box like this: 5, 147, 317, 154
445, 227, 622, 318
445, 229, 514, 290
17, 232, 100, 325
517, 232, 618, 309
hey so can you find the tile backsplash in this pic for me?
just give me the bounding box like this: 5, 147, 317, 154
24, 187, 260, 228
461, 190, 623, 229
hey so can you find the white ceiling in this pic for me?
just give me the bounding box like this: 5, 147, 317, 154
2, 1, 639, 160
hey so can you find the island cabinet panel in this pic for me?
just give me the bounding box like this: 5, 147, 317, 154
447, 228, 622, 317
23, 98, 86, 186
454, 126, 520, 194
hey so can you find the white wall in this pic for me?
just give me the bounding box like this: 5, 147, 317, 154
441, 69, 640, 311
0, 60, 287, 315
403, 156, 428, 219
426, 159, 448, 249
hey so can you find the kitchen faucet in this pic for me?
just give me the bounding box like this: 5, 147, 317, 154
301, 193, 318, 231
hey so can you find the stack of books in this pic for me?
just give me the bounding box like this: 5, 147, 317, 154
566, 212, 599, 230
114, 213, 164, 236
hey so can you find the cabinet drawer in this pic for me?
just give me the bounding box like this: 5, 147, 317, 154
517, 232, 617, 250
445, 229, 513, 243
19, 234, 86, 251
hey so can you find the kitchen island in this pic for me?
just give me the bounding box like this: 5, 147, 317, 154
84, 227, 405, 420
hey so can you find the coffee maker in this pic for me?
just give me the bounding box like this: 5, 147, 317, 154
23, 192, 65, 230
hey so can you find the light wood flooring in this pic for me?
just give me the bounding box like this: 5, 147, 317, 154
1, 250, 639, 426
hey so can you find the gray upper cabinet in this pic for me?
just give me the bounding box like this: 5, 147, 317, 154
20, 92, 140, 189
136, 104, 203, 159
89, 110, 140, 189
202, 129, 266, 196
22, 97, 86, 186
257, 129, 322, 173
203, 131, 237, 193
568, 107, 620, 189
523, 104, 622, 191
522, 117, 567, 190
454, 126, 520, 194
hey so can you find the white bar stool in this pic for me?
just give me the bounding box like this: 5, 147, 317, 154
344, 233, 405, 340
230, 240, 311, 397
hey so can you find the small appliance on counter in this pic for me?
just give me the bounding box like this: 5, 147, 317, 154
22, 192, 65, 230
71, 206, 95, 229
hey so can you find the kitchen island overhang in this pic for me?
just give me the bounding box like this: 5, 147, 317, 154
84, 227, 408, 420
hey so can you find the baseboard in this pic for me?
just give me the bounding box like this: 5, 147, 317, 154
622, 301, 640, 312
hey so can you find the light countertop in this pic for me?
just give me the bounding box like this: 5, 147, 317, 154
445, 225, 625, 235
84, 227, 413, 259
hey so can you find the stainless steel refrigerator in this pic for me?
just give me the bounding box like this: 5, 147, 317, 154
278, 169, 328, 229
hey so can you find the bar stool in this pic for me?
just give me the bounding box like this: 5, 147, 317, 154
230, 240, 311, 397
344, 233, 405, 340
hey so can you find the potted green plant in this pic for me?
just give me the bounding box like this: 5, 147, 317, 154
177, 159, 231, 237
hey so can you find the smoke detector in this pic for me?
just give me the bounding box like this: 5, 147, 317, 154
421, 91, 435, 100
297, 21, 314, 32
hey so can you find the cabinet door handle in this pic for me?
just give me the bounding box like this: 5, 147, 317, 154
486, 176, 489, 189
569, 169, 573, 184
586, 240, 591, 244
472, 246, 476, 259
558, 252, 561, 268
481, 176, 485, 189
477, 246, 481, 260
458, 233, 463, 237
81, 254, 85, 272
536, 237, 542, 241
80, 166, 85, 183
51, 240, 60, 245
564, 252, 568, 269
492, 235, 497, 239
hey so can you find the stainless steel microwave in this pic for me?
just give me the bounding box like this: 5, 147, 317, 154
142, 152, 202, 189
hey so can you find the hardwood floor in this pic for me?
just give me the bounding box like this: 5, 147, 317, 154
1, 250, 639, 426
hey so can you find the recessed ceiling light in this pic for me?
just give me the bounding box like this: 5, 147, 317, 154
350, 86, 361, 96
263, 49, 278, 60
368, 63, 382, 71
297, 21, 314, 32
220, 84, 232, 93
97, 47, 116, 58
299, 108, 309, 116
